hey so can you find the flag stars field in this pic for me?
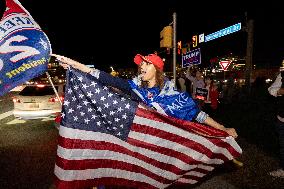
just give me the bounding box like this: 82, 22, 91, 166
82, 83, 88, 89
104, 103, 109, 108
87, 91, 93, 97
63, 100, 70, 106
77, 76, 83, 82
67, 108, 74, 113
73, 116, 78, 121
79, 93, 84, 98
90, 81, 97, 87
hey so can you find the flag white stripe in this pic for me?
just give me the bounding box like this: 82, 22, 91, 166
222, 138, 243, 154
184, 171, 206, 177
59, 126, 198, 171
197, 164, 214, 171
176, 177, 198, 184
134, 115, 241, 158
54, 165, 169, 189
129, 131, 224, 165
57, 146, 178, 181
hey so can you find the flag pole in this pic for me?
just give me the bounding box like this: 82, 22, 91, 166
233, 158, 243, 167
46, 72, 62, 105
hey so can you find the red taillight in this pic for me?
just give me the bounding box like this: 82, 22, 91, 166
48, 96, 64, 103
60, 96, 64, 101
36, 84, 45, 88
54, 115, 62, 123
12, 97, 21, 103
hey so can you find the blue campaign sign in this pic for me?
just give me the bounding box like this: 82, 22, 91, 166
205, 22, 241, 42
0, 0, 51, 96
182, 48, 201, 68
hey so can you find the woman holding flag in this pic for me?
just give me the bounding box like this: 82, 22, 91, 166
52, 53, 237, 138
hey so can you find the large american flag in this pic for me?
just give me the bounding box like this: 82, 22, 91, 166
54, 68, 242, 189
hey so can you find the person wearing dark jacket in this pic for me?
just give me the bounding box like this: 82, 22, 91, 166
268, 71, 284, 178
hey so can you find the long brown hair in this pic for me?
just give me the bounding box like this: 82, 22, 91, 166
137, 65, 165, 90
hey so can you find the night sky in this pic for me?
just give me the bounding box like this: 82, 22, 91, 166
1, 0, 284, 71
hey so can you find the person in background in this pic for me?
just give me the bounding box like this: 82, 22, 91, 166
224, 72, 236, 104
268, 71, 284, 178
203, 76, 219, 117
52, 53, 237, 138
177, 72, 187, 92
185, 66, 205, 110
185, 65, 205, 98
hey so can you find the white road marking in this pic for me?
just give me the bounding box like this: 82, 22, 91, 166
42, 117, 55, 121
5, 117, 54, 125
6, 119, 26, 125
0, 110, 13, 120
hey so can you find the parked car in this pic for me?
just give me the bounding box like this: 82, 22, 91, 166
12, 84, 65, 119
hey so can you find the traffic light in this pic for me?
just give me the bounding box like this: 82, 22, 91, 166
177, 41, 182, 49
177, 41, 182, 54
192, 35, 198, 48
160, 26, 173, 48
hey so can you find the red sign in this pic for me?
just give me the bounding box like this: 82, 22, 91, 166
219, 60, 232, 71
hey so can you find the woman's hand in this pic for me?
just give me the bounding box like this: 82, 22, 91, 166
223, 127, 238, 138
51, 54, 92, 73
277, 88, 284, 95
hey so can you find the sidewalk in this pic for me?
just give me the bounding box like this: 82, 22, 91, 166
192, 137, 284, 189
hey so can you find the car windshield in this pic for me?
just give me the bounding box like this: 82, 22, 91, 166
19, 86, 58, 96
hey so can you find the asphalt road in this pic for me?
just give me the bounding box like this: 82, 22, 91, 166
0, 92, 58, 189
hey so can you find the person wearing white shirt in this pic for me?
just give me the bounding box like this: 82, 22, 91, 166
185, 67, 205, 98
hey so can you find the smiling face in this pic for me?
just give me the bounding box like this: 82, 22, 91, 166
139, 61, 157, 87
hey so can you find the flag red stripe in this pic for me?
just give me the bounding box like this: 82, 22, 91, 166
209, 138, 241, 157
58, 136, 192, 175
191, 167, 213, 174
136, 107, 229, 137
55, 156, 172, 184
128, 136, 211, 166
135, 108, 241, 158
54, 175, 157, 189
128, 136, 216, 174
131, 123, 234, 162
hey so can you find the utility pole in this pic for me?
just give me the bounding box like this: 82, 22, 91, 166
245, 19, 254, 95
173, 12, 177, 88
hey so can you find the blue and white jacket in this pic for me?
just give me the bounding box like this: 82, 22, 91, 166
90, 69, 208, 123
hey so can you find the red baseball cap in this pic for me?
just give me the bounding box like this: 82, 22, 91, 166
134, 54, 164, 71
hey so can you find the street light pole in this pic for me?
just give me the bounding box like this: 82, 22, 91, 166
173, 12, 177, 88
46, 72, 62, 105
245, 19, 254, 95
